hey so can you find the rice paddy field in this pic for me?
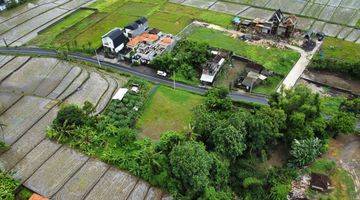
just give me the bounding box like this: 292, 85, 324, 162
174, 0, 360, 42
136, 86, 203, 140
29, 0, 234, 51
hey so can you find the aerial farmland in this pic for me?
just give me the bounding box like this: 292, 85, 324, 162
0, 0, 359, 200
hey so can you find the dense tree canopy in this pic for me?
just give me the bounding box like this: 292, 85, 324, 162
169, 141, 212, 195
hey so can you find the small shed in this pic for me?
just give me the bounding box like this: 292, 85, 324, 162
310, 173, 332, 192
112, 88, 128, 101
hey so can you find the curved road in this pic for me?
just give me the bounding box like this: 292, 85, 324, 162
0, 47, 268, 105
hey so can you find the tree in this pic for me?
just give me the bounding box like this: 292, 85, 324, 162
204, 88, 232, 111
169, 141, 212, 195
155, 131, 186, 155
328, 112, 356, 136
211, 121, 247, 159
209, 153, 230, 190
53, 104, 85, 131
290, 137, 322, 166
246, 107, 286, 154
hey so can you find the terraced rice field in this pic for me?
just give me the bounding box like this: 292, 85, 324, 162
0, 55, 167, 199
0, 0, 93, 46
173, 0, 360, 42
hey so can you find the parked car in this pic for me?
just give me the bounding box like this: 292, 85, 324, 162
157, 70, 167, 77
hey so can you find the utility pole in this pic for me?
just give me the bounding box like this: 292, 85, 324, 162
95, 49, 102, 68
2, 38, 8, 47
173, 71, 176, 90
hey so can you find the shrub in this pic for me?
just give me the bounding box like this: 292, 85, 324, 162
290, 138, 322, 166
0, 171, 19, 200
328, 112, 356, 135
53, 104, 86, 131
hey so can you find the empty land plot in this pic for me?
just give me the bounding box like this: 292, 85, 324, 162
11, 139, 62, 183
225, 0, 270, 7
0, 58, 58, 94
266, 0, 307, 14
127, 181, 150, 200
57, 69, 89, 100
0, 56, 30, 82
0, 108, 59, 172
0, 56, 14, 68
0, 96, 54, 144
311, 20, 326, 32
95, 76, 119, 115
322, 23, 343, 37
318, 5, 336, 20
52, 159, 109, 200
144, 187, 163, 200
0, 8, 68, 45
345, 29, 360, 42
337, 27, 353, 39
28, 9, 94, 48
301, 3, 324, 18
24, 146, 89, 197
330, 7, 357, 25
65, 72, 108, 106
47, 66, 82, 99
239, 7, 274, 20
296, 17, 315, 30
187, 27, 300, 75
84, 168, 138, 200
0, 92, 22, 114
148, 12, 191, 34
137, 86, 203, 140
328, 0, 342, 7
317, 37, 360, 63
340, 0, 360, 9
33, 61, 72, 97
182, 0, 217, 9
0, 3, 58, 34
209, 1, 249, 15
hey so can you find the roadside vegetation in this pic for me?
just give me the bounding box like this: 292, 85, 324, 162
136, 86, 203, 140
310, 37, 360, 79
29, 0, 233, 52
47, 79, 358, 199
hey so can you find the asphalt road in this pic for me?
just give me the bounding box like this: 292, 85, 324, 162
0, 47, 268, 105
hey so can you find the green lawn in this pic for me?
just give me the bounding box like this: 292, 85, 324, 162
316, 37, 360, 63
187, 27, 300, 76
136, 86, 203, 140
253, 76, 282, 95
320, 96, 346, 116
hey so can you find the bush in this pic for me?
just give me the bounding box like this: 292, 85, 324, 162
328, 112, 356, 135
0, 171, 19, 200
53, 104, 86, 131
290, 138, 322, 167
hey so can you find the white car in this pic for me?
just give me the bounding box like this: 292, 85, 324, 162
157, 70, 167, 77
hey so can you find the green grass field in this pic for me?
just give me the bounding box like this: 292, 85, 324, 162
253, 76, 282, 95
187, 28, 300, 76
316, 37, 360, 63
136, 86, 203, 140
